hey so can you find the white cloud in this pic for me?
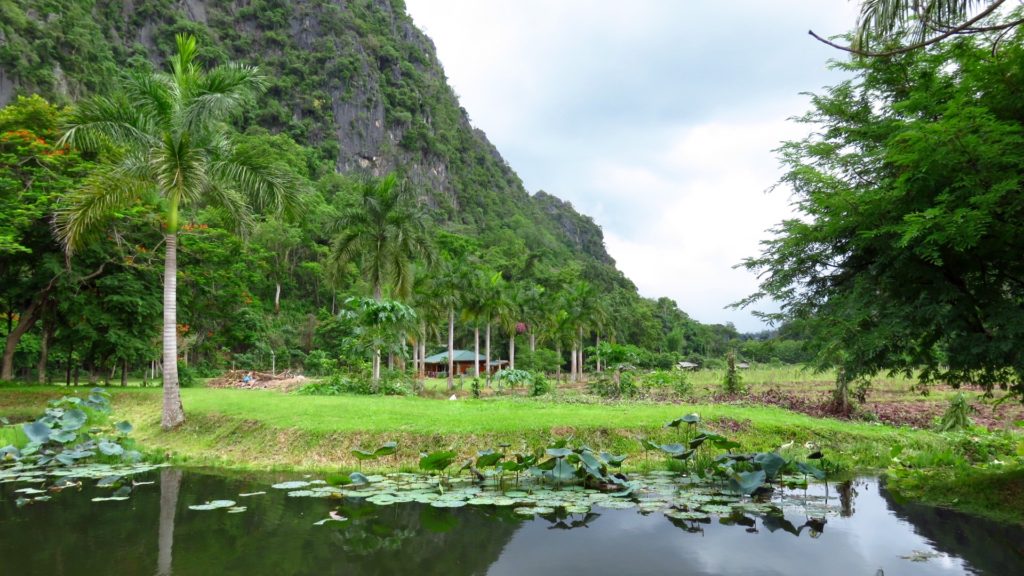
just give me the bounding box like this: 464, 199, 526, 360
405, 0, 861, 331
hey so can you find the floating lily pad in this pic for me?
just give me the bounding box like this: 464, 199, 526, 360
227, 507, 247, 513
92, 496, 130, 502
272, 481, 311, 490
189, 500, 237, 511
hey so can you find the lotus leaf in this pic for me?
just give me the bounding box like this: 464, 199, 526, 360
23, 421, 51, 444
728, 469, 767, 495
545, 447, 573, 458
753, 452, 787, 480
114, 421, 133, 435
419, 450, 457, 472
97, 475, 122, 487
92, 496, 129, 502
98, 440, 124, 457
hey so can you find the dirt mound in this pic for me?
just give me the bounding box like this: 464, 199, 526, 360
206, 370, 308, 392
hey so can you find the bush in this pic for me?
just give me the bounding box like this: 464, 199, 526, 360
937, 393, 973, 432
297, 370, 410, 396
530, 374, 551, 397
588, 370, 638, 398
639, 370, 692, 398
495, 369, 533, 391
177, 363, 197, 388
722, 351, 744, 394
516, 348, 560, 373
303, 349, 337, 376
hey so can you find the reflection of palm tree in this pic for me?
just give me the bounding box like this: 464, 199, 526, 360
157, 468, 182, 576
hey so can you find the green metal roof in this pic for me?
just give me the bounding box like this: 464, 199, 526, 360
423, 350, 486, 363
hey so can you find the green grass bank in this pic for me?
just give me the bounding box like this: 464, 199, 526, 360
1, 385, 1021, 524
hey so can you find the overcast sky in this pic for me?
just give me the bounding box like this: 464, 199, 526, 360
404, 1, 861, 333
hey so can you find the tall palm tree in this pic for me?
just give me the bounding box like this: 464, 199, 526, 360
330, 173, 433, 301
56, 34, 299, 429
427, 259, 465, 391
330, 172, 432, 380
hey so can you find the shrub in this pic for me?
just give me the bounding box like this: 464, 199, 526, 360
530, 374, 551, 397
177, 363, 197, 388
516, 348, 560, 373
639, 370, 692, 398
303, 349, 337, 376
937, 393, 973, 432
297, 370, 410, 396
722, 351, 744, 394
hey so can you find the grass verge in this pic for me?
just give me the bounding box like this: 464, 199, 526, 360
1, 385, 1020, 524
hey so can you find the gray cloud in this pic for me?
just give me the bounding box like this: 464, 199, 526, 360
406, 0, 861, 331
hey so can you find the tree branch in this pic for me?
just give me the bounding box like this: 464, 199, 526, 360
809, 0, 1012, 56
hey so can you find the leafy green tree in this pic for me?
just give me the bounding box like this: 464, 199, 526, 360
342, 296, 417, 388
56, 34, 299, 428
739, 35, 1024, 399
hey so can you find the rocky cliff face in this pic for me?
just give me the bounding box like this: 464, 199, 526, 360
0, 0, 618, 274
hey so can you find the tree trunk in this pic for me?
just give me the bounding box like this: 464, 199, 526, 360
161, 232, 185, 429
121, 358, 128, 387
530, 332, 536, 352
65, 340, 73, 386
274, 282, 281, 314
596, 334, 602, 373
570, 344, 577, 382
1, 298, 42, 380
556, 344, 562, 381
474, 326, 480, 378
509, 331, 516, 371
447, 307, 455, 392
157, 468, 182, 576
485, 323, 492, 385
37, 317, 52, 385
578, 326, 584, 382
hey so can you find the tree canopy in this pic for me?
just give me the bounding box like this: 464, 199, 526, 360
740, 33, 1024, 398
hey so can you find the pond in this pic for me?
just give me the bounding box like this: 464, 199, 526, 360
0, 469, 1021, 575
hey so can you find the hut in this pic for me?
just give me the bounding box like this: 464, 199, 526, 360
423, 350, 506, 377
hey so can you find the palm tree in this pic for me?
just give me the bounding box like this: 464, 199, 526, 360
427, 259, 465, 391
330, 173, 432, 301
330, 172, 432, 381
56, 34, 299, 429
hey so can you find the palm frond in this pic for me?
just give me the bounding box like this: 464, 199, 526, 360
123, 71, 176, 133
203, 184, 255, 237
856, 0, 998, 47
59, 92, 156, 151
183, 63, 267, 133
54, 164, 151, 254
211, 144, 303, 216
153, 131, 209, 206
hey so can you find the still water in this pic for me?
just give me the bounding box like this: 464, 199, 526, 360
0, 470, 1021, 576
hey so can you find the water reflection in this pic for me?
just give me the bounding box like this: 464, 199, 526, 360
0, 472, 1021, 575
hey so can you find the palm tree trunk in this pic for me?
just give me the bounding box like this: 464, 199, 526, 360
578, 326, 584, 382
570, 344, 577, 382
447, 307, 455, 391
596, 333, 602, 373
485, 322, 492, 385
509, 331, 516, 370
530, 333, 536, 352
474, 326, 480, 378
274, 282, 281, 314
556, 344, 562, 382
161, 232, 185, 430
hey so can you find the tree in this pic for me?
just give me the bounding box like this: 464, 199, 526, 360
739, 35, 1024, 399
330, 173, 432, 301
56, 34, 299, 429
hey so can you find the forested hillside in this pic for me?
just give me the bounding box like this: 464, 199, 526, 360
0, 0, 791, 383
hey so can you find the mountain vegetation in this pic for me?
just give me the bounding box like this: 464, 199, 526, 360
0, 0, 792, 406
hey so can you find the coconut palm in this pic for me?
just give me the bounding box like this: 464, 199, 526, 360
56, 34, 299, 429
